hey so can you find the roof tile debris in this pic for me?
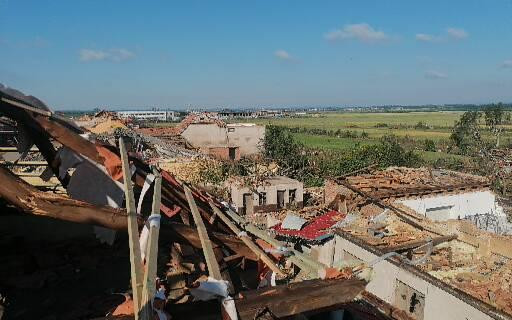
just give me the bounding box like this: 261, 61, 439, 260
0, 86, 372, 320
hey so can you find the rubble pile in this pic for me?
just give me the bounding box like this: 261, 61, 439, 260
0, 85, 369, 320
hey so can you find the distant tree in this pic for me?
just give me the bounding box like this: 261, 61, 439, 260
450, 111, 482, 155
261, 125, 309, 179
484, 103, 504, 147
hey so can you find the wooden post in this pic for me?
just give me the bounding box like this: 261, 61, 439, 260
141, 169, 162, 318
208, 201, 286, 277
184, 185, 222, 280
119, 138, 144, 319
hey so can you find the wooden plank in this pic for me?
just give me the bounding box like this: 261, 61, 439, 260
184, 185, 222, 280
382, 235, 457, 253
208, 201, 286, 277
1, 97, 52, 117
0, 161, 48, 166
0, 165, 129, 228
141, 170, 162, 319
235, 278, 366, 319
119, 138, 144, 319
160, 223, 258, 261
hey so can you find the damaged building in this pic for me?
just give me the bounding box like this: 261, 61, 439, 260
229, 176, 304, 214
137, 113, 265, 161
0, 85, 373, 320
1, 83, 511, 320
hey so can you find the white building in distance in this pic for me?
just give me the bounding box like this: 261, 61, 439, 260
116, 110, 179, 122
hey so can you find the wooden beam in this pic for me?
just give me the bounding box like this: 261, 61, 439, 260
184, 185, 222, 280
235, 278, 366, 319
141, 170, 162, 319
161, 223, 258, 261
0, 165, 129, 229
119, 138, 144, 319
208, 201, 286, 277
381, 234, 457, 253
335, 179, 429, 231
222, 206, 326, 278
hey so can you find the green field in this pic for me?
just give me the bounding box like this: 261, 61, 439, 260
236, 111, 463, 128
234, 112, 461, 141
232, 111, 512, 164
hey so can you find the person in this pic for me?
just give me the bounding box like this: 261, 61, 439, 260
153, 288, 172, 320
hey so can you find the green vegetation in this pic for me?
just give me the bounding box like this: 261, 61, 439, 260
263, 125, 421, 186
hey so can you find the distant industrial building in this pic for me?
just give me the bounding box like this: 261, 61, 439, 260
218, 110, 284, 120
116, 110, 179, 122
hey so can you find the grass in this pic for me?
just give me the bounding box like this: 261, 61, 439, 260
235, 111, 464, 129
292, 133, 375, 150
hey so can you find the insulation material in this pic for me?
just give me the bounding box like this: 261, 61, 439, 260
280, 214, 307, 230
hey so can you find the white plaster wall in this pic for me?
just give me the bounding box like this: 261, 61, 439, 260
226, 125, 265, 155
181, 123, 229, 148
182, 124, 264, 156
333, 236, 496, 320
398, 191, 505, 220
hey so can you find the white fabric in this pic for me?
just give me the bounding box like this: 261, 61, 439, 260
237, 231, 247, 237
61, 147, 124, 245
137, 174, 155, 214
189, 277, 229, 301
139, 224, 150, 261
140, 214, 161, 260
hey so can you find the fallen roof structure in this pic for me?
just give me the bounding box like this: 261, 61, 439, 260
0, 85, 372, 319
294, 167, 512, 320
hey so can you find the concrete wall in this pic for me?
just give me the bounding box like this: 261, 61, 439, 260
311, 235, 497, 320
226, 124, 265, 155
398, 191, 512, 235
181, 123, 229, 149
208, 146, 240, 161
398, 191, 501, 220
181, 123, 264, 157
230, 178, 303, 213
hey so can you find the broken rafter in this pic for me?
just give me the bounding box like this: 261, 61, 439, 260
0, 165, 129, 228
119, 138, 144, 319
0, 169, 256, 261
141, 169, 162, 319
184, 185, 223, 280
208, 201, 286, 277
335, 179, 431, 232
381, 234, 458, 254
235, 278, 367, 320
223, 206, 326, 278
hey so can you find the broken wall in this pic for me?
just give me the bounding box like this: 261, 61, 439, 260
329, 235, 501, 320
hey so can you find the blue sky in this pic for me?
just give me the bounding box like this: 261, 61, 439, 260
1, 0, 512, 110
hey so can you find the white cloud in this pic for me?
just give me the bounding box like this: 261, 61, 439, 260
274, 49, 291, 60
502, 60, 512, 68
415, 28, 468, 42
325, 23, 389, 43
79, 48, 136, 62
446, 27, 468, 40
415, 33, 438, 42
424, 70, 448, 79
